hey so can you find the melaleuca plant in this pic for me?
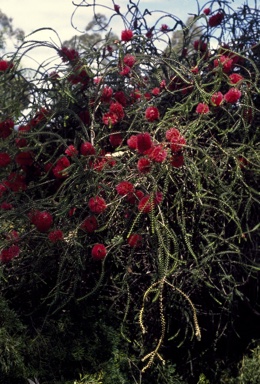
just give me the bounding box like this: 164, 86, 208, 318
0, 0, 259, 382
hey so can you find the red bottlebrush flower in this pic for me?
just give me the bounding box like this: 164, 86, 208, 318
160, 24, 169, 32
145, 106, 160, 122
0, 153, 11, 168
68, 65, 90, 86
166, 128, 186, 153
127, 135, 138, 150
102, 112, 118, 126
147, 144, 168, 163
114, 91, 127, 107
119, 65, 131, 76
170, 153, 184, 168
214, 55, 233, 73
146, 29, 153, 38
211, 91, 224, 106
0, 119, 14, 139
101, 86, 113, 102
0, 60, 14, 71
109, 132, 123, 147
144, 92, 152, 101
5, 172, 27, 192
91, 243, 107, 260
151, 87, 160, 96
196, 103, 210, 114
224, 88, 242, 103
0, 245, 20, 263
15, 152, 34, 167
80, 142, 95, 156
138, 195, 153, 213
88, 196, 107, 214
209, 12, 224, 27
81, 215, 98, 233
48, 230, 64, 243
123, 54, 136, 68
193, 40, 208, 52
116, 181, 134, 196
33, 211, 53, 233
53, 156, 70, 179
137, 157, 151, 173
15, 138, 27, 148
114, 4, 120, 13
65, 145, 78, 157
109, 102, 125, 120
229, 73, 244, 84
59, 46, 79, 62
203, 8, 211, 15
127, 234, 142, 248
136, 132, 153, 154
121, 29, 133, 42
0, 202, 13, 210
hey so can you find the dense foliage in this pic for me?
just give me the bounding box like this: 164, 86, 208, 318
0, 1, 259, 383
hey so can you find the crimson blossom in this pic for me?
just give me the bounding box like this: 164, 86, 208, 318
224, 88, 242, 103
121, 29, 133, 42
91, 243, 107, 260
145, 106, 160, 122
88, 196, 107, 214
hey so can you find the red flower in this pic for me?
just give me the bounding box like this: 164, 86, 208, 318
80, 142, 95, 156
229, 73, 244, 84
160, 24, 169, 32
114, 4, 120, 13
59, 46, 79, 62
32, 211, 53, 233
0, 202, 13, 210
53, 156, 70, 178
151, 87, 160, 96
147, 144, 168, 163
123, 54, 136, 68
102, 112, 118, 126
65, 145, 78, 157
0, 119, 14, 139
136, 132, 153, 154
121, 29, 133, 42
166, 128, 186, 153
80, 215, 98, 233
119, 65, 131, 76
211, 91, 224, 106
109, 102, 125, 120
127, 234, 142, 248
0, 60, 14, 72
145, 106, 160, 122
116, 181, 134, 196
193, 40, 208, 52
48, 230, 64, 243
170, 153, 184, 168
127, 135, 138, 150
5, 172, 27, 192
208, 12, 224, 27
203, 8, 211, 15
109, 132, 123, 147
88, 196, 107, 214
15, 152, 34, 167
196, 103, 210, 114
224, 88, 242, 103
114, 91, 127, 107
138, 195, 153, 213
0, 153, 11, 168
0, 245, 20, 263
101, 86, 113, 102
91, 243, 107, 260
137, 157, 151, 173
214, 55, 233, 73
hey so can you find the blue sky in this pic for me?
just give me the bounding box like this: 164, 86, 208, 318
1, 0, 257, 67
